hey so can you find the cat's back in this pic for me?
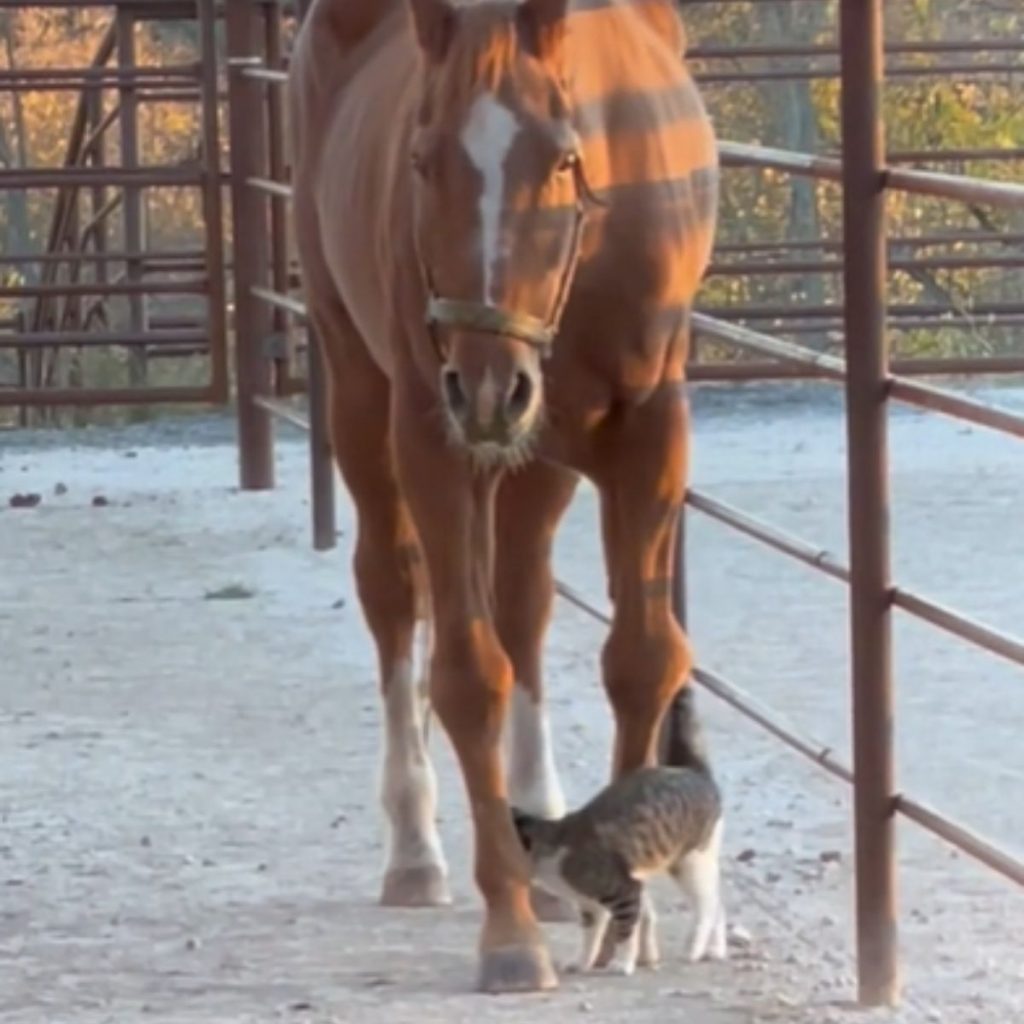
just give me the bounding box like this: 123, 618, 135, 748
570, 767, 721, 873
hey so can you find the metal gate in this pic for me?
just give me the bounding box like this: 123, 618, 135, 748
0, 0, 226, 418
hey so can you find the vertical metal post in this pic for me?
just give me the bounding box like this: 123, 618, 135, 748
86, 87, 108, 297
226, 0, 275, 489
671, 510, 687, 631
292, 0, 338, 550
117, 7, 148, 409
198, 0, 229, 403
264, 4, 290, 392
838, 0, 899, 1006
16, 311, 28, 428
307, 327, 337, 551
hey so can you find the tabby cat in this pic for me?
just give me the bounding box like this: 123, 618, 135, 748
511, 695, 725, 976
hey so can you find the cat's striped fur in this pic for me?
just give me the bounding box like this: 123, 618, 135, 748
511, 694, 725, 975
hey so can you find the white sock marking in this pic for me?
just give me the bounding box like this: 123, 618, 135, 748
460, 93, 520, 301
379, 652, 446, 874
505, 684, 567, 818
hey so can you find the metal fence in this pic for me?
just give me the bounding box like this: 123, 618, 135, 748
222, 0, 1024, 1009
0, 0, 227, 417
1, 0, 1021, 1010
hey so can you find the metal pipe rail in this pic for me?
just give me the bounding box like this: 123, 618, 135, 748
690, 40, 1024, 59
0, 166, 204, 189
720, 140, 1024, 212
2, 0, 198, 7
714, 231, 1024, 252
690, 353, 1024, 382
709, 253, 1024, 275
0, 65, 199, 90
692, 312, 847, 377
552, 579, 1024, 890
687, 488, 1024, 665
0, 248, 207, 266
0, 328, 208, 350
0, 278, 208, 300
693, 313, 1024, 436
886, 378, 1024, 440
698, 63, 1024, 83
701, 300, 1024, 321
886, 167, 1024, 210
0, 383, 215, 408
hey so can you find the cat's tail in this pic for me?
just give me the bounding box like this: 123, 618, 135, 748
659, 684, 713, 777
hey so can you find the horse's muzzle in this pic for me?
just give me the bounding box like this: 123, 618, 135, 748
439, 358, 542, 450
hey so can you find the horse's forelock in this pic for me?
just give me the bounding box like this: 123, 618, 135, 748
423, 5, 537, 112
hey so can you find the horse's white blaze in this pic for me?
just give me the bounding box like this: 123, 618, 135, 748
461, 93, 520, 301
379, 645, 446, 874
505, 684, 567, 818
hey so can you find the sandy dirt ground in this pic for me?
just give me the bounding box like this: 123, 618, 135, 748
1, 384, 1022, 1024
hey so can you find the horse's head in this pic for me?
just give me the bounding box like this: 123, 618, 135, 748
407, 0, 587, 461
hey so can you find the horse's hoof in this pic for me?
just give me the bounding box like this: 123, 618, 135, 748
530, 885, 576, 923
477, 943, 558, 994
379, 865, 451, 907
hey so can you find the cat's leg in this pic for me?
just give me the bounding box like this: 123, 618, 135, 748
708, 899, 728, 961
672, 819, 725, 962
565, 905, 612, 974
313, 294, 448, 907
704, 819, 728, 961
602, 879, 645, 976
637, 889, 660, 969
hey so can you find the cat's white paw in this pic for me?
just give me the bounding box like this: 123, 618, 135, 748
684, 943, 707, 963
706, 940, 728, 962
607, 956, 637, 977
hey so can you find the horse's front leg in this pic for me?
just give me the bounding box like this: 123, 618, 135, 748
598, 382, 693, 776
495, 461, 579, 922
394, 398, 556, 994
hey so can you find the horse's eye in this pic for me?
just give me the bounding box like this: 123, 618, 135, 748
410, 151, 428, 178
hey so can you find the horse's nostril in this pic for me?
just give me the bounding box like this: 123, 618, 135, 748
505, 371, 534, 421
441, 367, 468, 416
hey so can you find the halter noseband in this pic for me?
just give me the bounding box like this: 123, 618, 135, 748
426, 297, 557, 347
422, 157, 597, 357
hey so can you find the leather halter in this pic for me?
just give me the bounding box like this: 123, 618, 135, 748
422, 157, 596, 357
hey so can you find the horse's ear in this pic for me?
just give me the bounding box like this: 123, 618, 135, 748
407, 0, 456, 61
517, 0, 570, 63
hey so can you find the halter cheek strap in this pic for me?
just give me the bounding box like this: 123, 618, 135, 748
422, 159, 594, 358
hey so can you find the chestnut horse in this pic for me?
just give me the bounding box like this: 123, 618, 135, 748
288, 0, 717, 992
